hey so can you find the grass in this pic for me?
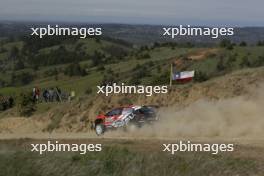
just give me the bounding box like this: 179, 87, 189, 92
0, 144, 260, 176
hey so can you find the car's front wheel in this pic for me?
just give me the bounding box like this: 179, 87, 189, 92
95, 123, 105, 135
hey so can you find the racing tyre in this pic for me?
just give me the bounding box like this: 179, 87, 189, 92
95, 123, 105, 136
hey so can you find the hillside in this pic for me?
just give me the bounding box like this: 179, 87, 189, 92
1, 36, 264, 96
0, 24, 264, 176
0, 66, 264, 135
0, 31, 264, 134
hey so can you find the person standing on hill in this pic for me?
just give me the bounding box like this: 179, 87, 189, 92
32, 87, 36, 101
35, 87, 40, 102
48, 88, 55, 102
43, 89, 49, 102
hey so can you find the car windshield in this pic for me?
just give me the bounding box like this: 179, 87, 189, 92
122, 108, 133, 115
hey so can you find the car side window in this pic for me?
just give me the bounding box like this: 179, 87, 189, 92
106, 110, 114, 116
106, 108, 122, 116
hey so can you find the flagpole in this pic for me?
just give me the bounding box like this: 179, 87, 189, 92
170, 63, 172, 87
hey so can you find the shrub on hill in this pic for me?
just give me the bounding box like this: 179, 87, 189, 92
219, 39, 234, 50
85, 88, 93, 95
257, 41, 264, 46
28, 45, 87, 66
194, 71, 209, 82
17, 92, 36, 117
239, 41, 247, 47
44, 68, 59, 77
22, 36, 77, 54
64, 62, 86, 77
102, 45, 128, 59
240, 56, 251, 68
150, 71, 169, 85
90, 51, 105, 66
136, 52, 151, 60
251, 56, 264, 67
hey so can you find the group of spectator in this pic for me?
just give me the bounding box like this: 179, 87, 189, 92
0, 86, 74, 112
32, 86, 70, 102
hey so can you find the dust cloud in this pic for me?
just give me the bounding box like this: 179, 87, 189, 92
107, 84, 264, 139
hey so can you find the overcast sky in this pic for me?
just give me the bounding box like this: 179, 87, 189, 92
0, 0, 263, 26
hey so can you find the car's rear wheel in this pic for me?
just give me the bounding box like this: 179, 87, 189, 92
95, 123, 105, 135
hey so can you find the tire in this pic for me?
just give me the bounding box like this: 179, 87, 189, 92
95, 123, 105, 136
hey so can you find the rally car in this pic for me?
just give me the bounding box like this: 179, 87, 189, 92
94, 105, 158, 135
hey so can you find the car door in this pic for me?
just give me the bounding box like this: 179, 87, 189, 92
105, 108, 122, 126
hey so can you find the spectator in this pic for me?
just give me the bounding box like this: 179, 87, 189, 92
43, 89, 49, 102
48, 88, 55, 102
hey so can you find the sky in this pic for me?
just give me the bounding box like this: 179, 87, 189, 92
0, 0, 263, 26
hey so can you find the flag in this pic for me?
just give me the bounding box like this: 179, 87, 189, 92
172, 70, 195, 82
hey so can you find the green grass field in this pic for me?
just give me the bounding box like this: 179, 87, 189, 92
0, 139, 262, 176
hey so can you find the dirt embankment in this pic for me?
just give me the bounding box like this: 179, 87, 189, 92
0, 67, 264, 136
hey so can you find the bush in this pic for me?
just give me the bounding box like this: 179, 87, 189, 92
239, 41, 247, 47
217, 57, 226, 71
102, 45, 127, 59
251, 56, 264, 67
128, 77, 141, 85
97, 65, 105, 71
136, 52, 151, 60
17, 92, 36, 117
64, 62, 86, 76
219, 39, 233, 50
44, 68, 59, 77
90, 51, 105, 66
194, 71, 209, 82
85, 88, 93, 95
240, 56, 251, 68
150, 71, 169, 85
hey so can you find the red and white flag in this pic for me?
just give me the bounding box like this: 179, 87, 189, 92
172, 70, 195, 82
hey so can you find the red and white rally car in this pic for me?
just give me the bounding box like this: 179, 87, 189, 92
94, 105, 158, 135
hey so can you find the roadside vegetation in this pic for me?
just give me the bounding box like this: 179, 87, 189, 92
0, 142, 261, 176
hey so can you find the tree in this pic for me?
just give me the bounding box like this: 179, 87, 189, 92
9, 46, 19, 70
219, 39, 233, 50
217, 57, 226, 71
17, 92, 36, 117
14, 58, 25, 70
240, 56, 251, 68
219, 39, 230, 48
239, 41, 247, 47
257, 41, 264, 46
90, 51, 105, 66
9, 46, 19, 59
64, 62, 86, 77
